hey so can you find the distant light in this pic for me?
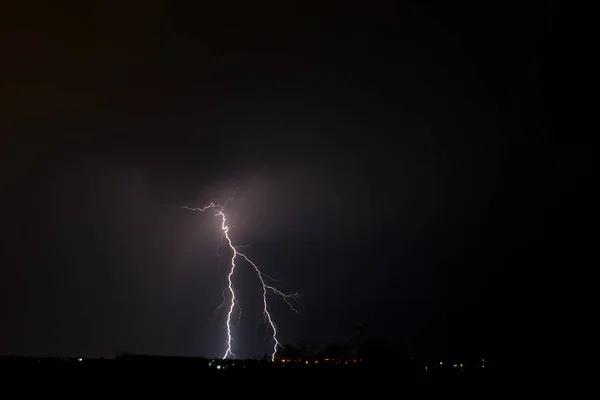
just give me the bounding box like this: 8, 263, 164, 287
440, 361, 443, 365
460, 364, 463, 367
216, 365, 221, 369
305, 360, 309, 364
78, 358, 82, 362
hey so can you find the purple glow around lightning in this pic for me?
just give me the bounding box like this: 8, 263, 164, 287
182, 201, 299, 360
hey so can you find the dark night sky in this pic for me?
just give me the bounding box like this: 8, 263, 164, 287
1, 1, 561, 361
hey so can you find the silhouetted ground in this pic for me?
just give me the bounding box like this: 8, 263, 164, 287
0, 355, 496, 384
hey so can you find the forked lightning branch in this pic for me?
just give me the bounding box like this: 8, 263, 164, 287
183, 200, 299, 360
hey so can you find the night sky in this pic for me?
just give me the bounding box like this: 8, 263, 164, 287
1, 1, 560, 361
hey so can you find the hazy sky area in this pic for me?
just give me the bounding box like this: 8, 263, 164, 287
0, 1, 562, 361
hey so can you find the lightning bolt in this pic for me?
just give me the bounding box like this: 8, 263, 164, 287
183, 201, 299, 361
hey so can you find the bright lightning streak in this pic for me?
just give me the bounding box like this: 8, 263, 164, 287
183, 202, 299, 361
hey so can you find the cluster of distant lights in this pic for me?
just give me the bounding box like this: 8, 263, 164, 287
279, 358, 362, 365
26, 357, 86, 363
208, 360, 229, 370
207, 358, 363, 370
425, 359, 487, 371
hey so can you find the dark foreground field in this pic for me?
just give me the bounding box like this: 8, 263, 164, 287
0, 355, 496, 384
